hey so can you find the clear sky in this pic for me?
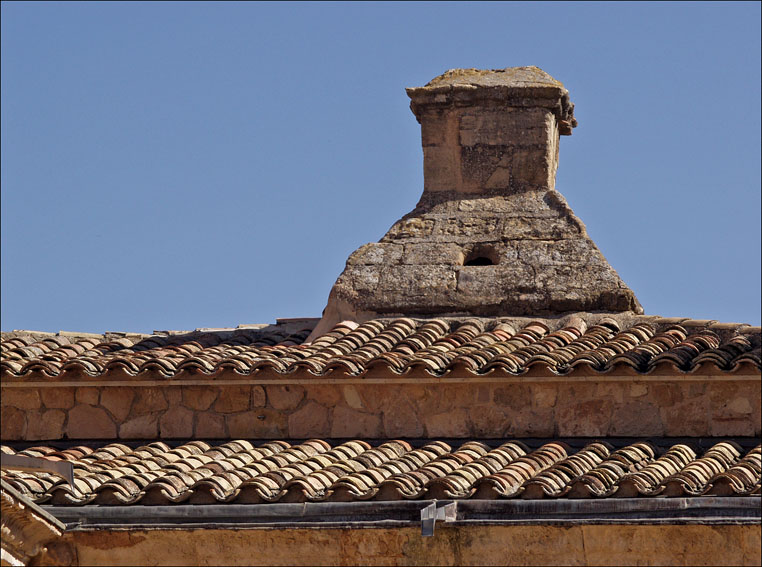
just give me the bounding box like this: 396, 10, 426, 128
2, 1, 760, 334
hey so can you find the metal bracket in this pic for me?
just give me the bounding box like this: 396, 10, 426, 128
1, 454, 75, 488
420, 501, 457, 536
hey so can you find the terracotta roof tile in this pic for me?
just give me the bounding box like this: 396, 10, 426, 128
2, 315, 760, 379
3, 440, 758, 506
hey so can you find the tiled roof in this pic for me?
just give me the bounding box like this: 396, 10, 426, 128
2, 439, 759, 506
2, 315, 759, 379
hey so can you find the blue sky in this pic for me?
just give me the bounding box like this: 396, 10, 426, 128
2, 1, 760, 333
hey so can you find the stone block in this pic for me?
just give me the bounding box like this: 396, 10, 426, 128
424, 408, 470, 437
377, 265, 457, 298
25, 409, 65, 441
420, 112, 450, 147
341, 385, 364, 410
252, 386, 266, 408
288, 401, 330, 438
100, 387, 135, 421
512, 147, 554, 188
402, 243, 464, 266
2, 388, 41, 410
1, 406, 26, 439
432, 216, 500, 239
331, 406, 382, 438
346, 243, 403, 266
629, 383, 648, 398
337, 265, 381, 294
506, 407, 555, 437
214, 386, 251, 413
67, 405, 116, 439
382, 401, 424, 438
195, 412, 226, 438
384, 217, 435, 240
417, 384, 476, 415
460, 146, 509, 190
609, 400, 664, 436
305, 385, 342, 408
75, 388, 99, 406
423, 146, 458, 192
227, 409, 287, 438
132, 388, 168, 415
166, 388, 182, 405
493, 384, 533, 412
119, 414, 158, 439
159, 406, 194, 438
661, 397, 710, 437
468, 405, 508, 437
182, 386, 219, 411
266, 385, 306, 411
459, 108, 551, 146
556, 399, 613, 437
40, 387, 75, 409
532, 384, 558, 408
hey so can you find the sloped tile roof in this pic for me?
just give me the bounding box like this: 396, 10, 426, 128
2, 315, 759, 379
2, 439, 759, 506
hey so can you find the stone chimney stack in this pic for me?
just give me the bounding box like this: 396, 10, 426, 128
311, 67, 641, 338
408, 67, 576, 196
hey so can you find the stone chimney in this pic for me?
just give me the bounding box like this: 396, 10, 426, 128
411, 67, 575, 196
312, 67, 641, 337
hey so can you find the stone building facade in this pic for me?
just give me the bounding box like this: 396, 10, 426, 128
2, 68, 760, 566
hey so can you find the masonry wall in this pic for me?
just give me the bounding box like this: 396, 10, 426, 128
53, 524, 761, 567
3, 372, 760, 441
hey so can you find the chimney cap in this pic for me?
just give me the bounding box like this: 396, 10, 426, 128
406, 66, 577, 134
422, 66, 565, 89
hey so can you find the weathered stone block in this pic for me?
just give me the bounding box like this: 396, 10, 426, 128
424, 408, 470, 437
195, 412, 226, 438
1, 406, 26, 439
383, 218, 435, 240
402, 243, 464, 265
468, 405, 508, 437
159, 406, 194, 438
227, 410, 287, 438
609, 400, 664, 436
251, 385, 266, 408
459, 108, 552, 147
382, 400, 424, 438
67, 405, 116, 439
119, 414, 159, 439
423, 146, 458, 192
305, 385, 342, 408
511, 147, 554, 188
166, 388, 182, 405
661, 397, 710, 437
266, 385, 305, 411
75, 388, 99, 406
331, 406, 382, 438
25, 409, 65, 440
40, 387, 75, 409
100, 387, 135, 421
346, 243, 403, 266
131, 388, 168, 415
288, 401, 330, 438
182, 386, 218, 411
460, 146, 509, 189
213, 386, 250, 413
420, 112, 450, 147
556, 399, 613, 437
2, 388, 41, 410
506, 407, 555, 437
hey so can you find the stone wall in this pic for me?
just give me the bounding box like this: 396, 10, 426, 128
2, 375, 759, 441
61, 524, 761, 566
